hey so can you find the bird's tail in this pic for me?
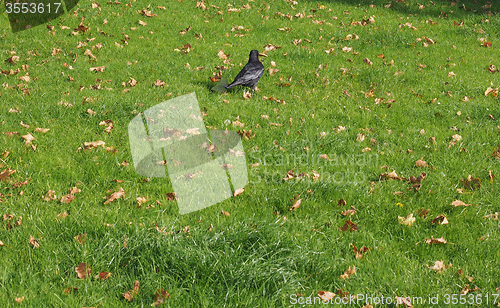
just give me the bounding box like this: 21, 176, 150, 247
211, 78, 229, 93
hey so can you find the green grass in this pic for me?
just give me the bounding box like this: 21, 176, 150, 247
0, 0, 499, 306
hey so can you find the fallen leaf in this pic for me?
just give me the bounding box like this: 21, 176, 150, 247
398, 213, 416, 226
96, 272, 111, 280
152, 288, 170, 306
426, 261, 451, 274
42, 190, 57, 201
351, 243, 370, 259
461, 175, 481, 190
21, 133, 35, 145
136, 196, 147, 207
339, 265, 356, 280
75, 262, 91, 279
317, 291, 336, 302
451, 200, 474, 207
263, 44, 281, 53
123, 280, 140, 301
56, 211, 68, 219
69, 187, 81, 194
104, 187, 125, 204
461, 284, 479, 295
166, 192, 177, 201
14, 297, 24, 304
425, 236, 451, 245
340, 220, 357, 231
416, 159, 427, 167
29, 235, 40, 248
84, 140, 105, 149
233, 187, 244, 196
484, 213, 499, 220
63, 287, 78, 294
432, 215, 449, 225
153, 79, 166, 87
379, 170, 405, 180
341, 206, 356, 216
60, 194, 75, 204
89, 66, 105, 72
416, 208, 429, 218
34, 127, 50, 133
74, 234, 86, 244
289, 199, 302, 211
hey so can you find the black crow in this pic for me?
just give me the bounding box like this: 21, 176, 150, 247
225, 50, 264, 91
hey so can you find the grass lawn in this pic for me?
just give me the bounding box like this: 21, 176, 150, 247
0, 0, 499, 306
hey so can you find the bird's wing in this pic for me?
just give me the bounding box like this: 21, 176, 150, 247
229, 62, 264, 86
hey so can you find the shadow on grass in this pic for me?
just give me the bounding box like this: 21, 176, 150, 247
302, 0, 498, 17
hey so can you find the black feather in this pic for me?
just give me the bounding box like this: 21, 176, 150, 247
225, 50, 264, 91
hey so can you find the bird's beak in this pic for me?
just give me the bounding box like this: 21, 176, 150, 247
258, 52, 268, 57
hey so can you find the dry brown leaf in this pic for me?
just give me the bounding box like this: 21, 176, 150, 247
152, 288, 170, 306
398, 213, 416, 226
416, 208, 429, 218
461, 175, 481, 190
42, 190, 57, 201
432, 215, 449, 225
166, 192, 177, 201
451, 200, 474, 207
484, 213, 499, 220
448, 134, 462, 147
89, 66, 105, 72
60, 194, 75, 204
425, 236, 451, 245
233, 187, 244, 196
29, 235, 40, 248
340, 220, 357, 231
263, 44, 281, 53
104, 187, 125, 204
138, 9, 157, 17
339, 265, 356, 280
56, 211, 68, 219
96, 271, 111, 280
351, 243, 370, 259
289, 199, 302, 211
21, 133, 35, 145
74, 233, 86, 244
84, 140, 105, 149
379, 170, 405, 181
317, 291, 336, 302
341, 206, 356, 216
416, 158, 427, 167
427, 260, 451, 274
153, 79, 166, 87
356, 133, 365, 142
75, 262, 91, 279
136, 196, 147, 207
14, 297, 24, 304
123, 280, 140, 301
